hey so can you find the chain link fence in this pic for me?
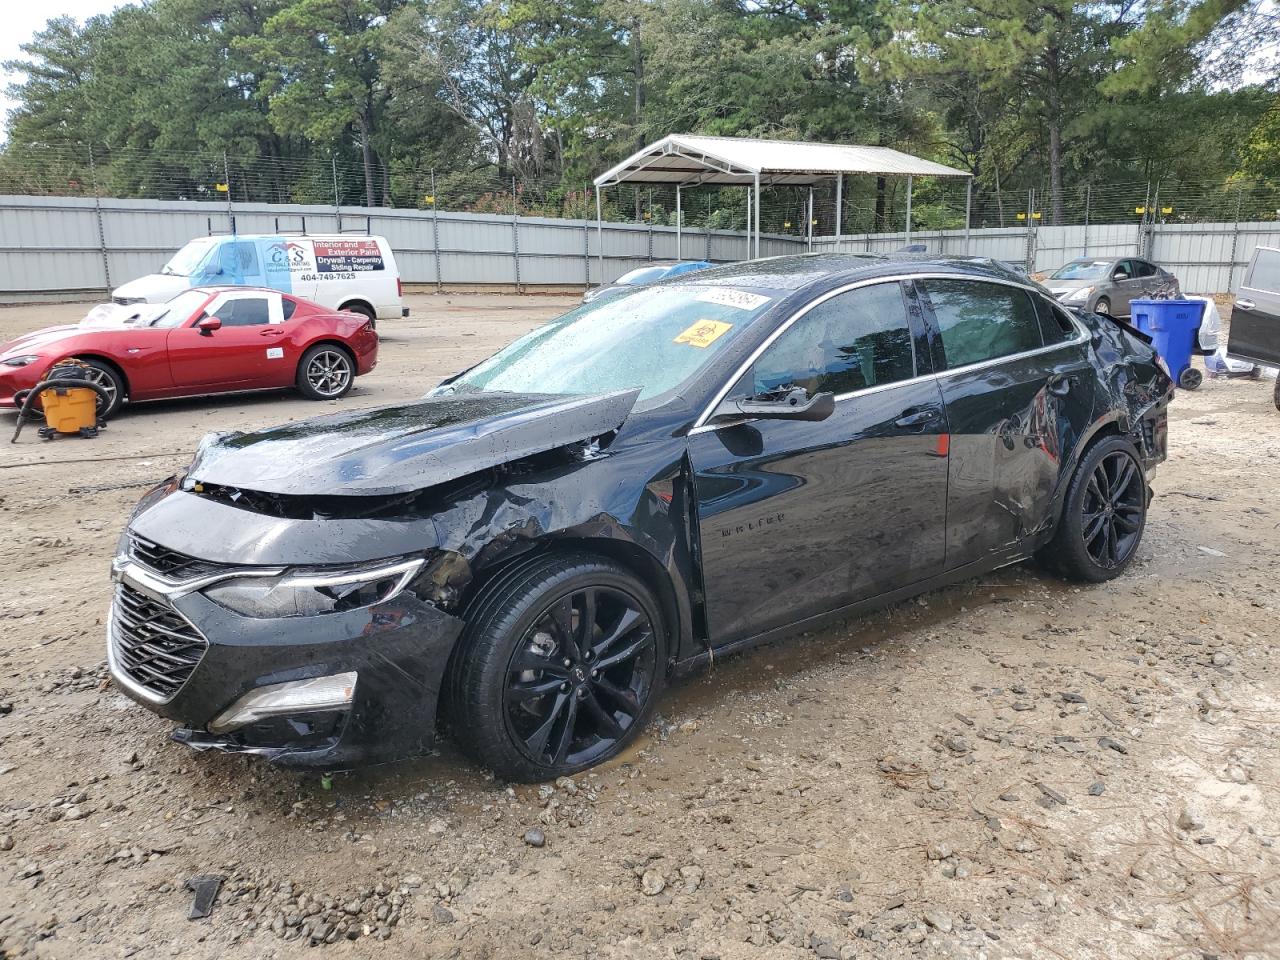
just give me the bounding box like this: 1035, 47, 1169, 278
2, 142, 1278, 298
4, 142, 1278, 232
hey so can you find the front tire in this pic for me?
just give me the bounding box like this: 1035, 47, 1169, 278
450, 553, 666, 782
71, 357, 124, 419
1093, 296, 1112, 317
1037, 435, 1148, 583
296, 344, 354, 400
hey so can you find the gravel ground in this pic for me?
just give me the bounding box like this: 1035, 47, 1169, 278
0, 294, 1277, 960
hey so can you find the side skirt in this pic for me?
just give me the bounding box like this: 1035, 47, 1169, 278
672, 541, 1048, 678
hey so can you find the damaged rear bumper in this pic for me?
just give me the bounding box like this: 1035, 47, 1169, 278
107, 563, 464, 770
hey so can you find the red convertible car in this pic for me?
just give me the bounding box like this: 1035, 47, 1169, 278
0, 287, 378, 417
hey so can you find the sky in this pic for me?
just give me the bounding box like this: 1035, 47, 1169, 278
0, 0, 132, 133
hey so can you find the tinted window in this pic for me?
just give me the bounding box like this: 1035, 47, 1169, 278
1035, 296, 1077, 346
212, 297, 272, 327
751, 283, 915, 396
1114, 261, 1134, 280
1246, 248, 1280, 294
920, 279, 1043, 368
1134, 260, 1158, 278
281, 298, 297, 320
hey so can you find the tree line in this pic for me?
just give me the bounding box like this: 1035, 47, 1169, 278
2, 0, 1277, 229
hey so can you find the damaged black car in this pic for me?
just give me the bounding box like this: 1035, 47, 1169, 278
108, 254, 1173, 781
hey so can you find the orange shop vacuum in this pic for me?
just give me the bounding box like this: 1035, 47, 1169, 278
10, 359, 110, 442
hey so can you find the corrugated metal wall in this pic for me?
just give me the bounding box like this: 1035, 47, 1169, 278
813, 220, 1278, 294
0, 194, 810, 299
1, 193, 1273, 300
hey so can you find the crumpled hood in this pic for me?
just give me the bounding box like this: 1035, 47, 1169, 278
186, 389, 641, 497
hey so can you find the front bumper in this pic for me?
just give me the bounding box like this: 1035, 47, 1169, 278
0, 363, 46, 408
107, 558, 464, 769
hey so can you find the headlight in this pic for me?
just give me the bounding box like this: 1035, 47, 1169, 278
1063, 287, 1093, 302
204, 558, 423, 618
2, 355, 40, 367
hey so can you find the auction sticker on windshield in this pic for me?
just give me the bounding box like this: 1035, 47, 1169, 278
674, 319, 733, 348
695, 289, 771, 311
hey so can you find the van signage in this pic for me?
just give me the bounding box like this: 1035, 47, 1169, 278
314, 239, 385, 273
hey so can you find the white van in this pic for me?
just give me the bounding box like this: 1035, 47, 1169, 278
112, 234, 407, 325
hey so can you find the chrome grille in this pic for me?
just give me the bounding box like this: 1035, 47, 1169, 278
111, 583, 207, 699
129, 535, 219, 580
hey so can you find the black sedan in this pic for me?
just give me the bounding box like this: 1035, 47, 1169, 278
108, 254, 1173, 781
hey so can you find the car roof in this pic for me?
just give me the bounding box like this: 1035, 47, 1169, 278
664, 252, 1036, 292
189, 285, 295, 296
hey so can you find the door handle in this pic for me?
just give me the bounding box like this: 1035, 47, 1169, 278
1235, 299, 1255, 311
1048, 374, 1072, 396
894, 407, 939, 431
259, 328, 284, 336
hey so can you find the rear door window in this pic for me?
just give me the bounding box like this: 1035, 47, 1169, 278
1245, 248, 1280, 294
750, 282, 916, 396
1034, 296, 1078, 346
918, 279, 1044, 369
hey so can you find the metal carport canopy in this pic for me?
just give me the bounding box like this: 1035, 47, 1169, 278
591, 134, 973, 270
593, 134, 972, 187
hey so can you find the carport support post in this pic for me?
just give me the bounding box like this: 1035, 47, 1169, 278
963, 178, 972, 254
753, 173, 761, 259
904, 175, 913, 248
675, 185, 682, 261
806, 187, 814, 252
1083, 184, 1091, 256
834, 175, 842, 249
594, 185, 603, 286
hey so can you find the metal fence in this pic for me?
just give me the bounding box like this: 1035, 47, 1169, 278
1, 191, 1277, 301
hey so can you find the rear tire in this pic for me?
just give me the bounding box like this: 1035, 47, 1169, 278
1273, 376, 1280, 412
1037, 435, 1148, 583
296, 344, 354, 400
450, 552, 666, 782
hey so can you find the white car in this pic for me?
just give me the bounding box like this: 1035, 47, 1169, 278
111, 234, 406, 327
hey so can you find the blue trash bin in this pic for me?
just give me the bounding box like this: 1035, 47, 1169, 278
1130, 299, 1204, 390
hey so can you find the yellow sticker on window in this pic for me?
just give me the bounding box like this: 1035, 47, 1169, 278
674, 319, 733, 348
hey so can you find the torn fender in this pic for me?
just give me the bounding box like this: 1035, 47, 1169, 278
186, 389, 641, 496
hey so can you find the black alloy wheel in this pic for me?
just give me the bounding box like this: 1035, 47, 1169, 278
1036, 434, 1148, 583
450, 553, 665, 782
504, 586, 657, 770
1079, 449, 1145, 570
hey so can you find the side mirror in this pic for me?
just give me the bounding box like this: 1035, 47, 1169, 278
1112, 270, 1127, 281
711, 388, 835, 424
197, 316, 222, 335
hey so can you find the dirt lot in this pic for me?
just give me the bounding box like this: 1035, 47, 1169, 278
1, 294, 1277, 960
